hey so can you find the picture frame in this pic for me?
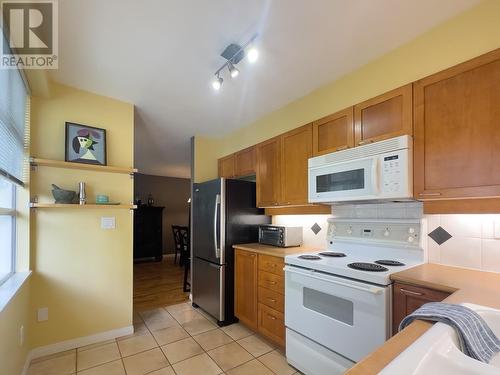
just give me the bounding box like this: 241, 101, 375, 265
65, 122, 107, 166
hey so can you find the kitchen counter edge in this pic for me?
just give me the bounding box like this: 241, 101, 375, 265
346, 262, 500, 374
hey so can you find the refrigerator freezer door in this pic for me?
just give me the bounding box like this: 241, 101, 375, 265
192, 257, 225, 321
193, 179, 225, 265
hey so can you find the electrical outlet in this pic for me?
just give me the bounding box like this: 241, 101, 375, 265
101, 217, 116, 229
19, 325, 24, 346
37, 307, 48, 322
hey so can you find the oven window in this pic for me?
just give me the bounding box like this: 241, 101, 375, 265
303, 287, 353, 325
316, 169, 364, 193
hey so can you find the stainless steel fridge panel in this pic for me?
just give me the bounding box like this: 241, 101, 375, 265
193, 179, 223, 264
192, 257, 225, 321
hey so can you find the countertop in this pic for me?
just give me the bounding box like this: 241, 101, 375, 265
346, 263, 500, 374
232, 243, 319, 258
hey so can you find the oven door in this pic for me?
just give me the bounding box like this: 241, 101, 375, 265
285, 266, 391, 362
308, 156, 379, 203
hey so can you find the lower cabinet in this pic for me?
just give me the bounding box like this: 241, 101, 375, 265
234, 248, 285, 346
392, 282, 451, 336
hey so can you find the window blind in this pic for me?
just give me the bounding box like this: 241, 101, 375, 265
0, 29, 28, 186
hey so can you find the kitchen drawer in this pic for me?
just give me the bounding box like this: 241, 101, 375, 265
258, 303, 285, 346
392, 282, 451, 335
259, 271, 284, 294
258, 286, 284, 312
258, 254, 284, 276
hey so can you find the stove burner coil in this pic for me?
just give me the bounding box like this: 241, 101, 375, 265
298, 255, 322, 260
318, 252, 346, 258
347, 262, 389, 272
375, 260, 405, 266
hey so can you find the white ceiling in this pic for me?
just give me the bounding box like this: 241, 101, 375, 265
53, 0, 479, 178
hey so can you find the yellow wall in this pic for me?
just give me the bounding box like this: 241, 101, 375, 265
0, 281, 31, 375
194, 0, 500, 182
29, 82, 134, 347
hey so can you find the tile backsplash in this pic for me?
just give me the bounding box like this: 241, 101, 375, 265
424, 214, 500, 273
273, 215, 330, 248
273, 203, 500, 274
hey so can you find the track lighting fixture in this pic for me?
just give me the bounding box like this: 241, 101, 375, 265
212, 74, 223, 90
211, 34, 258, 90
228, 63, 239, 78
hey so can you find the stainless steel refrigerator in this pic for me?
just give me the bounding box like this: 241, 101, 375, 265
192, 178, 270, 326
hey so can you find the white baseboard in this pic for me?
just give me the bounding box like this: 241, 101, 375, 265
21, 325, 133, 374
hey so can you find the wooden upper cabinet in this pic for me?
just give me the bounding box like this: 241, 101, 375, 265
218, 154, 235, 178
414, 49, 500, 200
235, 146, 256, 177
280, 124, 312, 205
256, 137, 282, 207
234, 249, 258, 331
312, 107, 354, 156
354, 84, 413, 146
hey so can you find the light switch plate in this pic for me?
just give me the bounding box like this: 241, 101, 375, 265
101, 217, 116, 229
37, 307, 48, 322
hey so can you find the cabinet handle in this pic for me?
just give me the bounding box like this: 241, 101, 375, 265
418, 192, 442, 196
358, 140, 373, 145
267, 298, 277, 302
400, 288, 424, 296
336, 145, 348, 151
268, 281, 277, 285
267, 314, 277, 320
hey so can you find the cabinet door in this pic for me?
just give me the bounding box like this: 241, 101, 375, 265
392, 282, 450, 336
354, 84, 412, 146
218, 154, 235, 178
235, 146, 256, 177
256, 137, 282, 207
414, 49, 500, 200
280, 124, 312, 205
312, 107, 354, 156
234, 249, 258, 330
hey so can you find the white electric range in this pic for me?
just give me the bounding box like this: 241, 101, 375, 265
285, 218, 424, 375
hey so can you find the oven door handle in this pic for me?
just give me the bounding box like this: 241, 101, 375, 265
285, 266, 383, 295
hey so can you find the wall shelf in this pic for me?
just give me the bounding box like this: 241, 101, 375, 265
30, 158, 138, 175
30, 203, 137, 209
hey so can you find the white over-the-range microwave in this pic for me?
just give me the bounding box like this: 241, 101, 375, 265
308, 135, 413, 203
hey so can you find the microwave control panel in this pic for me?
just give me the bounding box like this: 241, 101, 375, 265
380, 151, 408, 194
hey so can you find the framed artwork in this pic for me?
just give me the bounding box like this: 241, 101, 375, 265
65, 122, 107, 165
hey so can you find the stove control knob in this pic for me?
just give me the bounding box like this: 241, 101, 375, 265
346, 226, 353, 235
407, 236, 415, 243
408, 227, 415, 234
384, 228, 390, 237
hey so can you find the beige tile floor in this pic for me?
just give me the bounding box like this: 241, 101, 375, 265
27, 302, 302, 375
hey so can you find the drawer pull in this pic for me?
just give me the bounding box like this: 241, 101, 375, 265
268, 281, 277, 285
400, 288, 424, 296
267, 314, 277, 320
418, 192, 442, 196
267, 298, 277, 302
267, 263, 276, 268
336, 145, 348, 151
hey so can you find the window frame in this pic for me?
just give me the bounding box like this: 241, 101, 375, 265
0, 180, 16, 286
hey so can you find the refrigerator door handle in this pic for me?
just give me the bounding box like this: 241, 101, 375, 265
213, 194, 221, 258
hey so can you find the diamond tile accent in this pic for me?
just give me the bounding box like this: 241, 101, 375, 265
428, 226, 452, 245
311, 223, 321, 235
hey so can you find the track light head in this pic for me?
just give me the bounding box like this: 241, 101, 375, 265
228, 63, 239, 79
247, 47, 259, 63
212, 75, 223, 90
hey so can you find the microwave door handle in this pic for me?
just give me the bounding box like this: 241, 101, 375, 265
213, 194, 221, 258
371, 159, 379, 193
285, 266, 382, 295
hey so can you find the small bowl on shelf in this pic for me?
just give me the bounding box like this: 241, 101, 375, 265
51, 184, 77, 204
